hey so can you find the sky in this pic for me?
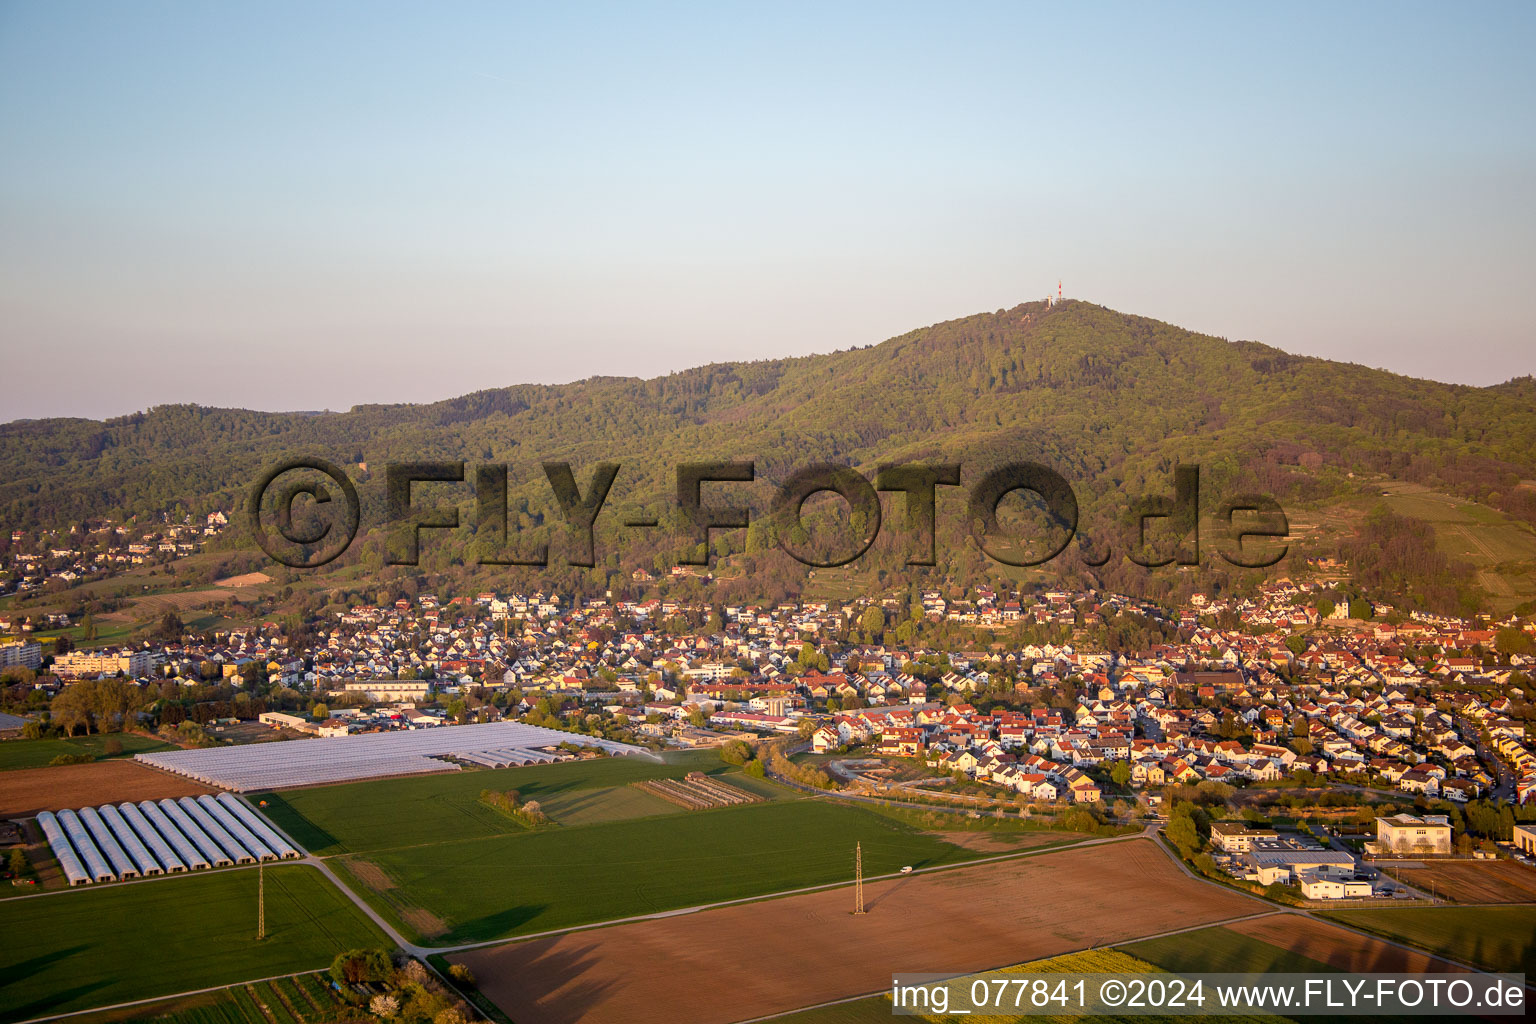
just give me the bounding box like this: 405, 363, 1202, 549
1, 1, 1532, 422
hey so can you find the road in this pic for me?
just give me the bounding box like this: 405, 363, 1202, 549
1455, 713, 1515, 800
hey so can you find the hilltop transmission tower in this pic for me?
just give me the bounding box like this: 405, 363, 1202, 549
853, 842, 866, 915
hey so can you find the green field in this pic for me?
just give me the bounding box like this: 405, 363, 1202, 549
1378, 483, 1536, 608
257, 748, 1088, 945
0, 732, 175, 772
1119, 924, 1338, 975
337, 798, 994, 944
0, 867, 387, 1022
56, 972, 349, 1024
534, 780, 681, 825
257, 748, 745, 854
1321, 906, 1536, 974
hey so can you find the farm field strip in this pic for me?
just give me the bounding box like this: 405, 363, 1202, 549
1120, 921, 1343, 976
1228, 912, 1480, 974
1319, 905, 1536, 975
0, 864, 387, 1023
450, 838, 1263, 1024
0, 760, 215, 819
631, 772, 764, 810
6, 971, 339, 1024
61, 972, 347, 1024
254, 748, 741, 855
1384, 860, 1536, 904
336, 798, 1008, 945
0, 734, 176, 773
757, 947, 1296, 1024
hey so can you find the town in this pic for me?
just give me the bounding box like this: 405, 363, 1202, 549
7, 568, 1535, 883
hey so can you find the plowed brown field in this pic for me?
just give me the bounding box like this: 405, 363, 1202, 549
1226, 914, 1470, 973
1387, 861, 1536, 903
0, 760, 213, 817
453, 838, 1263, 1024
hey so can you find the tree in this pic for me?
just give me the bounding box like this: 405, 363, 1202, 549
1110, 761, 1131, 787
1496, 626, 1533, 658
330, 948, 393, 986
310, 702, 329, 721
1167, 814, 1200, 857
1316, 597, 1335, 620
156, 610, 184, 641
8, 848, 26, 877
51, 685, 96, 736
859, 607, 884, 636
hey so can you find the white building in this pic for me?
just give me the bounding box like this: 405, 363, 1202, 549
1512, 823, 1536, 857
1370, 813, 1452, 856
53, 650, 152, 679
342, 680, 432, 702
0, 639, 42, 671
1298, 867, 1374, 899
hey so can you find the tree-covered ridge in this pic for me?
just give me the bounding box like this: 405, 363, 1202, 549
4, 300, 1532, 534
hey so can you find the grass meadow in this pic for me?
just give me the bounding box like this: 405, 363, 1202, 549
255, 748, 1095, 945
1119, 924, 1338, 975
1321, 906, 1536, 974
0, 866, 386, 1023
336, 797, 987, 944
0, 732, 175, 772
256, 748, 738, 855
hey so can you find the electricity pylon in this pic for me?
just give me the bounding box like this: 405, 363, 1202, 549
853, 841, 865, 915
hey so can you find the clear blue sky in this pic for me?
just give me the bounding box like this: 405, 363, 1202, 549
2, 1, 1532, 421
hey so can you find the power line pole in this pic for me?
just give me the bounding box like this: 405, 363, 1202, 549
257, 860, 266, 940
853, 841, 865, 915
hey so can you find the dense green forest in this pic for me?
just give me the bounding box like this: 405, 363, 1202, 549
4, 301, 1533, 612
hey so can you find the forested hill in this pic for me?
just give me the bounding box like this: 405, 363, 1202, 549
3, 299, 1535, 538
